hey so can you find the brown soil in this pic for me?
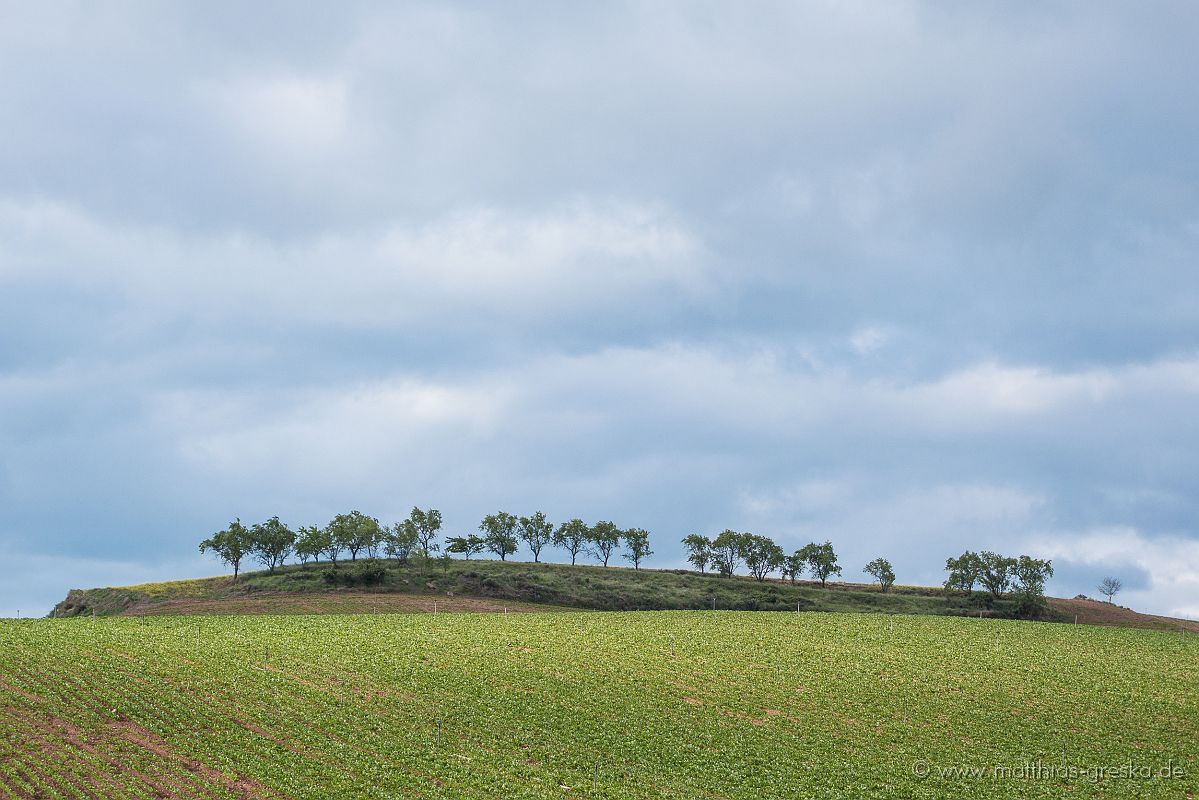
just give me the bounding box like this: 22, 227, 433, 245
120, 590, 570, 617
1048, 597, 1199, 633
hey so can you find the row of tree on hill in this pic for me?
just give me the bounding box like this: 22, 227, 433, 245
943, 550, 1054, 614
198, 511, 1058, 613
199, 508, 656, 579
452, 512, 653, 568
679, 531, 896, 590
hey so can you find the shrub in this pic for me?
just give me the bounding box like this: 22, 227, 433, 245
354, 564, 387, 585
321, 564, 387, 587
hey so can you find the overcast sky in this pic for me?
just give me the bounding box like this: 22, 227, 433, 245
2, 2, 1197, 619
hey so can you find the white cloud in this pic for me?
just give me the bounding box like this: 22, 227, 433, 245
739, 479, 855, 517
373, 200, 705, 306
899, 362, 1119, 418
167, 377, 511, 486
849, 325, 889, 355
207, 74, 352, 162
0, 197, 707, 327
145, 345, 1199, 485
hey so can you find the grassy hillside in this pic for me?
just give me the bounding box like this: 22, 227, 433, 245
52, 557, 1199, 633
2, 611, 1195, 798
52, 557, 1026, 620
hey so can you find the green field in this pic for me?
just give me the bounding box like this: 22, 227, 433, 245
1, 611, 1195, 799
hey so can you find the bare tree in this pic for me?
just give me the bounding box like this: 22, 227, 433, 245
1097, 576, 1122, 604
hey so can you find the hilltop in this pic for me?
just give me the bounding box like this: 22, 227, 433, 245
49, 557, 1199, 633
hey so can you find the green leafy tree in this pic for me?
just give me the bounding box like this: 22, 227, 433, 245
1011, 555, 1054, 617
944, 551, 983, 593
588, 520, 622, 567
977, 550, 1017, 597
249, 516, 296, 573
327, 511, 383, 561
863, 557, 895, 591
681, 534, 713, 574
622, 528, 653, 570
743, 534, 785, 582
710, 530, 749, 577
199, 519, 252, 580
781, 551, 805, 584
798, 541, 842, 587
320, 524, 343, 564
553, 518, 590, 565
357, 513, 385, 559
364, 528, 383, 559
446, 534, 487, 559
480, 512, 519, 561
406, 507, 443, 558
384, 522, 419, 563
517, 511, 554, 563
295, 525, 328, 566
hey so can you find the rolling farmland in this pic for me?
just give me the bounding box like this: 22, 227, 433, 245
1, 611, 1195, 799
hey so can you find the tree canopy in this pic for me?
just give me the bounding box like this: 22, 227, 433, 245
742, 535, 785, 582
553, 519, 590, 565
588, 521, 622, 567
446, 534, 486, 559
863, 557, 895, 591
622, 528, 653, 570
517, 511, 554, 563
199, 519, 252, 580
681, 534, 712, 574
479, 512, 519, 561
710, 530, 749, 577
249, 516, 295, 573
327, 511, 383, 562
797, 541, 841, 587
405, 507, 443, 558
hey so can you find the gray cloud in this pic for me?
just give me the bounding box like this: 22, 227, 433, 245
1, 2, 1197, 617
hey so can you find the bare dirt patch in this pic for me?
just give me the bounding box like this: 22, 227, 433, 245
121, 591, 568, 617
1048, 598, 1199, 633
